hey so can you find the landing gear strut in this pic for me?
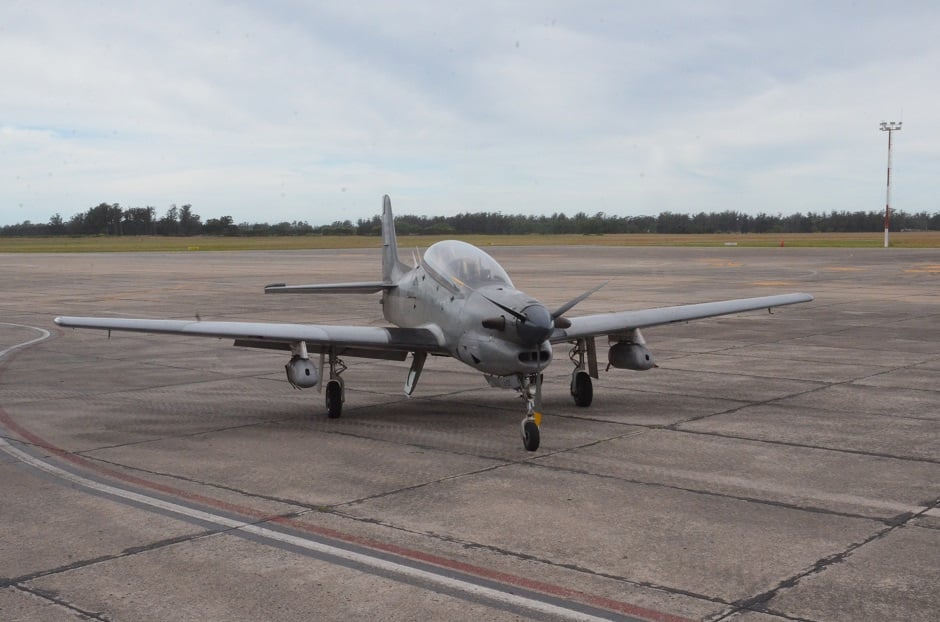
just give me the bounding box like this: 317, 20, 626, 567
519, 373, 542, 451
324, 350, 346, 419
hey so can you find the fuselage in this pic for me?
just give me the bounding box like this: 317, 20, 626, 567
382, 240, 553, 377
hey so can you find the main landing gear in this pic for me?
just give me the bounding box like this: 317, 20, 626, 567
569, 338, 597, 408
324, 352, 346, 419
571, 370, 593, 407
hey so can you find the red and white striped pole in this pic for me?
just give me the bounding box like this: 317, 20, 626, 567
880, 121, 902, 248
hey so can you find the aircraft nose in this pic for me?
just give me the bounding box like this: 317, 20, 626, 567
517, 304, 553, 346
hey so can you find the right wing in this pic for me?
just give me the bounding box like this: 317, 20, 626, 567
54, 316, 445, 360
551, 292, 813, 343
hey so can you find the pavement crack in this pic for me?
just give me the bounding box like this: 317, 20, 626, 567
708, 498, 940, 620
520, 460, 892, 523
331, 461, 514, 509
10, 584, 111, 621
2, 530, 215, 590
673, 428, 940, 465
73, 417, 298, 454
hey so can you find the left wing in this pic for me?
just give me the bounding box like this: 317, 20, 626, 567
264, 281, 392, 294
53, 316, 445, 358
551, 292, 812, 343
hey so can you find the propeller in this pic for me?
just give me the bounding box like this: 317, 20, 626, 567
480, 295, 551, 346
480, 281, 607, 347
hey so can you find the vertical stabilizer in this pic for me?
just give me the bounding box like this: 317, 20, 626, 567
381, 195, 408, 282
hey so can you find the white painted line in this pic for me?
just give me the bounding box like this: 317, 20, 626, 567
0, 323, 52, 360
0, 321, 642, 620
0, 438, 616, 622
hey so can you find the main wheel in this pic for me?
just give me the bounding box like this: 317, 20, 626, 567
325, 380, 343, 419
571, 371, 593, 407
521, 419, 540, 451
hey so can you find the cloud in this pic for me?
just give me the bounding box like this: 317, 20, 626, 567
2, 1, 939, 226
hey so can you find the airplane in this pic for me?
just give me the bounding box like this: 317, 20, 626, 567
55, 195, 813, 451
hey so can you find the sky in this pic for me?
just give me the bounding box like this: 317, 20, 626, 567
2, 1, 939, 227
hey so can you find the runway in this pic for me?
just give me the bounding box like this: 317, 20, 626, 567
1, 246, 938, 621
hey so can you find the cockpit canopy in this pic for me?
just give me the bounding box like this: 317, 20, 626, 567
422, 240, 513, 289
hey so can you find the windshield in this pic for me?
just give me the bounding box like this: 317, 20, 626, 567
422, 240, 513, 288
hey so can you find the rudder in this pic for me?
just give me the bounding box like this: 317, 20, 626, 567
381, 195, 408, 282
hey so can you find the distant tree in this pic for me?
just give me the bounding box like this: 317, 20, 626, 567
320, 220, 356, 235
356, 216, 381, 236
108, 203, 124, 235
10, 204, 940, 239
179, 204, 201, 236
82, 203, 112, 235
48, 213, 65, 235
159, 205, 180, 235
122, 207, 155, 235
204, 215, 237, 236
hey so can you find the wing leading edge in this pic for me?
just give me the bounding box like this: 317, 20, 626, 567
264, 281, 393, 294
53, 316, 444, 354
551, 292, 813, 343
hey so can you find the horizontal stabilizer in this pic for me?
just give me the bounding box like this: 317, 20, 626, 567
264, 281, 394, 294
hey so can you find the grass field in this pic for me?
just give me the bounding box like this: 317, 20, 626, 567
2, 231, 939, 253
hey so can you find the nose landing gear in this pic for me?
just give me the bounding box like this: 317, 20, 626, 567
519, 373, 543, 451
521, 416, 540, 451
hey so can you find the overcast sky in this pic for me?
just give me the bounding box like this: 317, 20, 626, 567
2, 1, 938, 227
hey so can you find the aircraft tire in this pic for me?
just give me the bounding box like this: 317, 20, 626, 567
325, 380, 343, 419
572, 371, 593, 407
522, 419, 540, 451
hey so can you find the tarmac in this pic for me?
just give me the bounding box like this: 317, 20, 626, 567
1, 245, 938, 621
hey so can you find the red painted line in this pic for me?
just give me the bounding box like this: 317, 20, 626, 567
1, 344, 694, 622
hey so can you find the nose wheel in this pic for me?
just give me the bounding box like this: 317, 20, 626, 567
521, 416, 540, 451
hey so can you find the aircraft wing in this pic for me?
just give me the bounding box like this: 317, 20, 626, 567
264, 281, 392, 294
53, 316, 445, 357
551, 293, 813, 343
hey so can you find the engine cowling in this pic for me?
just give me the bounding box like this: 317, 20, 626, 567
608, 342, 656, 371
285, 356, 319, 389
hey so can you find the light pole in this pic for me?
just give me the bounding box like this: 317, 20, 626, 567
880, 121, 902, 248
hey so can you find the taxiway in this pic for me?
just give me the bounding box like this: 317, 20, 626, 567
1, 246, 938, 621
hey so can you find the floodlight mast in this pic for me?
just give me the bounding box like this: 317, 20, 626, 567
879, 121, 902, 248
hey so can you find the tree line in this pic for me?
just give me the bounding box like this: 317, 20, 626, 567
3, 202, 939, 237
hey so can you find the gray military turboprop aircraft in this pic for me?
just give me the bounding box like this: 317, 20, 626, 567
56, 196, 813, 451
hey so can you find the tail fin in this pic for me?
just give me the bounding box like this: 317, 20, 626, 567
381, 195, 408, 282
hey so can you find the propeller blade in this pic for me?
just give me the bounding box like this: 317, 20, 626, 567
481, 294, 528, 322
551, 281, 608, 319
